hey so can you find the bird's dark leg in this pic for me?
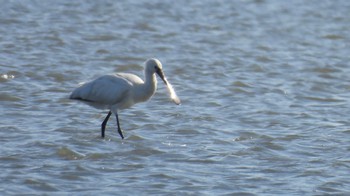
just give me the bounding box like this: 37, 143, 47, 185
115, 113, 124, 139
101, 111, 112, 138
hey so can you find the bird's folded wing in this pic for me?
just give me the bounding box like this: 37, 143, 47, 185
70, 75, 131, 105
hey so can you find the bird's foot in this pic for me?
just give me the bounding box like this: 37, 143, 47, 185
118, 128, 124, 139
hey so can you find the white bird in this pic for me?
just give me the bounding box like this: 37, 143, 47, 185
70, 58, 180, 139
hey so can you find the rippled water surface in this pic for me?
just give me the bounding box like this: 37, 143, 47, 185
1, 0, 350, 195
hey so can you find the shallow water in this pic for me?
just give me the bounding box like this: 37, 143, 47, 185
1, 0, 350, 195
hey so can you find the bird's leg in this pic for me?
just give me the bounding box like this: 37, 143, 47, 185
101, 111, 112, 138
115, 113, 124, 139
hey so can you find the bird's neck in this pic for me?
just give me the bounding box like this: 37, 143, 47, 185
135, 72, 157, 103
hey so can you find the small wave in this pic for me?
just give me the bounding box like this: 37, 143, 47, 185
0, 73, 15, 82
56, 147, 86, 160
0, 93, 22, 101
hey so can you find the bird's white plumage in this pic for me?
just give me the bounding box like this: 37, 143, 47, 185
70, 74, 132, 110
70, 58, 180, 139
70, 58, 180, 113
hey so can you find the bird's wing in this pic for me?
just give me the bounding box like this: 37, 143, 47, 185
115, 73, 144, 84
70, 74, 132, 105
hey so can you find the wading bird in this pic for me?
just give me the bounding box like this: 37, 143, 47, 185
70, 58, 180, 139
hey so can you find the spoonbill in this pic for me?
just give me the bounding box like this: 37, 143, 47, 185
70, 58, 180, 139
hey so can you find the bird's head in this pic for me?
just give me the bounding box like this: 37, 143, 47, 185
144, 58, 181, 105
145, 58, 167, 84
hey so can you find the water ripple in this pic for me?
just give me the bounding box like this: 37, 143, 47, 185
1, 0, 350, 195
